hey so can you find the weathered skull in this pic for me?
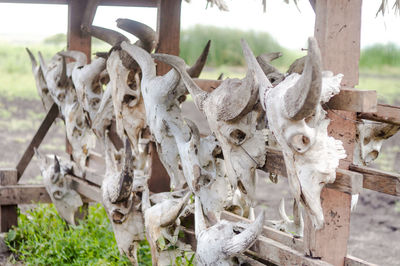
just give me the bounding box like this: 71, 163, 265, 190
152, 49, 266, 204
26, 48, 54, 111
35, 150, 83, 225
195, 196, 264, 265
257, 38, 346, 229
354, 121, 400, 166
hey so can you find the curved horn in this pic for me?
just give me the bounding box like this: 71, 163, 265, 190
187, 40, 211, 78
26, 48, 37, 70
57, 55, 68, 87
87, 25, 129, 47
54, 155, 61, 173
151, 53, 209, 112
120, 41, 156, 81
38, 51, 48, 73
112, 138, 134, 203
284, 37, 322, 120
223, 210, 265, 256
116, 18, 157, 52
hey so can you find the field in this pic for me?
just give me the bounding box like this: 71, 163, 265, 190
0, 28, 400, 265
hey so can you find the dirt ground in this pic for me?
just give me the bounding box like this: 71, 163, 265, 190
1, 98, 399, 265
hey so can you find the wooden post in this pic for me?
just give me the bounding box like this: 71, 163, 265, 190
0, 169, 18, 232
147, 0, 182, 192
303, 1, 362, 265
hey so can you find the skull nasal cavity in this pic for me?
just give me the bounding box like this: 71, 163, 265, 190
230, 129, 246, 145
123, 95, 137, 104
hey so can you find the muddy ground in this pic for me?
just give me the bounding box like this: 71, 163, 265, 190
0, 98, 399, 265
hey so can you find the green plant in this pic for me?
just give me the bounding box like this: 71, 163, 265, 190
5, 203, 152, 265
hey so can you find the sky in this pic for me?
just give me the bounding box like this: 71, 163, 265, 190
0, 0, 399, 49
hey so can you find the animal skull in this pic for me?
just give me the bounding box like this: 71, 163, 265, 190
257, 37, 346, 229
35, 150, 83, 225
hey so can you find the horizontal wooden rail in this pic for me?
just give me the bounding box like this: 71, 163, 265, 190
66, 175, 102, 202
194, 79, 377, 113
349, 165, 400, 197
0, 0, 157, 7
358, 103, 400, 126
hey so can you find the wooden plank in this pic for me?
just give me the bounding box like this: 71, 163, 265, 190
358, 103, 400, 126
349, 165, 400, 197
155, 0, 181, 75
261, 148, 362, 195
193, 80, 377, 113
68, 0, 92, 62
66, 175, 102, 202
326, 88, 377, 113
84, 170, 104, 187
148, 142, 170, 193
308, 1, 362, 264
0, 184, 51, 205
345, 255, 378, 266
0, 184, 95, 205
0, 0, 157, 7
0, 169, 18, 232
16, 103, 59, 180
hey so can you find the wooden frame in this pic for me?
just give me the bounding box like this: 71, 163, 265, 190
0, 0, 399, 265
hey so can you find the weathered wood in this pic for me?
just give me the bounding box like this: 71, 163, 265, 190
156, 0, 181, 75
261, 147, 363, 195
0, 184, 51, 205
68, 0, 92, 62
0, 184, 95, 205
358, 103, 400, 126
326, 88, 377, 113
148, 142, 170, 192
0, 169, 18, 232
16, 103, 59, 180
345, 255, 378, 266
349, 165, 400, 197
326, 168, 363, 195
0, 0, 157, 7
308, 1, 362, 264
193, 79, 377, 113
84, 171, 104, 187
66, 175, 102, 202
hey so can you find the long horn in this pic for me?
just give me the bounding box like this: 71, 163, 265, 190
120, 41, 156, 81
54, 155, 61, 173
278, 198, 292, 224
116, 18, 157, 52
38, 51, 48, 73
160, 191, 192, 227
112, 138, 134, 203
284, 37, 322, 120
26, 48, 37, 71
186, 40, 211, 78
151, 53, 209, 112
57, 55, 68, 87
195, 195, 207, 237
223, 210, 265, 256
87, 25, 129, 47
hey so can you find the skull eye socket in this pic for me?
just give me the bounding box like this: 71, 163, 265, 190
123, 95, 137, 108
290, 134, 312, 153
229, 129, 247, 145
57, 93, 65, 102
363, 137, 371, 145
53, 190, 64, 200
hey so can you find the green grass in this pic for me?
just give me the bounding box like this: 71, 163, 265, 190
5, 204, 150, 265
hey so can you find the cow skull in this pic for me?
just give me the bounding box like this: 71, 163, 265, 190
35, 150, 83, 225
26, 48, 54, 111
195, 196, 264, 265
257, 37, 346, 229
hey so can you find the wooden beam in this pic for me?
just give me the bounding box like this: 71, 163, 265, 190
0, 184, 95, 205
156, 0, 182, 75
16, 103, 59, 180
193, 79, 377, 113
326, 88, 377, 113
349, 165, 400, 197
0, 169, 18, 232
0, 184, 51, 205
66, 175, 102, 202
0, 0, 157, 7
358, 103, 400, 126
261, 147, 363, 195
345, 255, 378, 266
68, 0, 92, 62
